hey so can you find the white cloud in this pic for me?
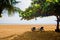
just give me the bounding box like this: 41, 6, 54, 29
0, 16, 57, 24
16, 0, 32, 11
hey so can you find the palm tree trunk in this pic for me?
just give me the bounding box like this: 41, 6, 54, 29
0, 9, 3, 17
55, 16, 60, 32
0, 6, 3, 17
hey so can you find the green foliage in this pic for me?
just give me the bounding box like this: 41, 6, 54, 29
20, 0, 60, 20
20, 6, 41, 20
0, 0, 21, 17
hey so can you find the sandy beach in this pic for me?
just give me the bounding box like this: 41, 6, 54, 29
0, 24, 56, 38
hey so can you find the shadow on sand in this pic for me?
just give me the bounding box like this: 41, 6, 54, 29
0, 31, 60, 40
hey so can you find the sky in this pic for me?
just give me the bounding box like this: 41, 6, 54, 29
0, 0, 57, 24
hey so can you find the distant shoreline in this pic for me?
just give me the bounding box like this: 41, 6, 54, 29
0, 23, 58, 25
